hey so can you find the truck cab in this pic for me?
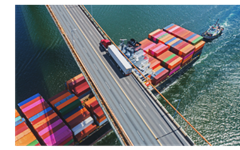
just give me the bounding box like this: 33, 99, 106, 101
100, 39, 111, 49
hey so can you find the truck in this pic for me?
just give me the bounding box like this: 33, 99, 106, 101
107, 44, 132, 76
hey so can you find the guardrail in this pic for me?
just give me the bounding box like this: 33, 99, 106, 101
46, 5, 133, 146
79, 5, 212, 146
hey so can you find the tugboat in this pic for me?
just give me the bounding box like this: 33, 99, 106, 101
201, 19, 224, 42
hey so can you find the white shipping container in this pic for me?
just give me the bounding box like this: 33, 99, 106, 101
72, 116, 94, 135
108, 45, 132, 75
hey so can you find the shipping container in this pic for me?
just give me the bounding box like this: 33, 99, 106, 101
194, 40, 205, 53
26, 139, 41, 147
68, 111, 91, 129
72, 117, 94, 135
43, 126, 72, 146
56, 96, 79, 111
169, 65, 181, 76
152, 30, 166, 42
30, 109, 55, 125
59, 99, 81, 116
19, 96, 42, 110
15, 132, 37, 146
148, 29, 162, 40
35, 115, 60, 132
18, 93, 41, 107
93, 107, 105, 119
108, 44, 132, 75
75, 123, 97, 142
39, 122, 65, 139
48, 90, 72, 106
54, 94, 75, 108
59, 136, 74, 146
66, 107, 89, 123
63, 105, 84, 119
149, 59, 160, 70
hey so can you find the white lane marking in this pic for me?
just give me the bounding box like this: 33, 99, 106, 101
139, 99, 146, 107
137, 130, 144, 141
158, 124, 167, 134
105, 81, 110, 90
119, 104, 126, 114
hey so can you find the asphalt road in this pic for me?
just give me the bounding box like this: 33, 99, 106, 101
49, 5, 192, 146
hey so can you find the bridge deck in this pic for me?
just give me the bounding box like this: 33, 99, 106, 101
48, 5, 192, 146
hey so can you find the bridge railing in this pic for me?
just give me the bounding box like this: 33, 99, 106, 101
46, 5, 133, 146
79, 5, 212, 146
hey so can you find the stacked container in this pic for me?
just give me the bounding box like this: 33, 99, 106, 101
148, 29, 168, 43
18, 93, 74, 146
15, 109, 40, 146
66, 74, 92, 100
157, 50, 182, 75
64, 105, 95, 142
163, 23, 205, 58
168, 40, 195, 66
85, 97, 108, 127
148, 42, 169, 57
151, 65, 169, 85
139, 39, 156, 53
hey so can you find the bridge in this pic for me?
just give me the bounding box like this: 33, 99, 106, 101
46, 5, 210, 146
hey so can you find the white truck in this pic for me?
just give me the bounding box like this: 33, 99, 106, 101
107, 44, 132, 76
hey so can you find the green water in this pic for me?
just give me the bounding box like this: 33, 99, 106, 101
16, 5, 240, 146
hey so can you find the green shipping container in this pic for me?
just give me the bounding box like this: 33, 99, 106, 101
192, 36, 203, 45
27, 139, 39, 146
59, 99, 81, 116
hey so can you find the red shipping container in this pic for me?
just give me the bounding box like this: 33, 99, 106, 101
24, 101, 49, 119
75, 123, 97, 142
148, 29, 162, 39
179, 44, 195, 57
68, 76, 86, 91
165, 24, 177, 32
152, 70, 169, 85
19, 96, 42, 109
172, 41, 189, 54
15, 123, 28, 136
182, 32, 194, 39
149, 29, 163, 40
178, 30, 191, 39
68, 111, 91, 129
35, 115, 60, 133
72, 82, 90, 97
31, 109, 55, 125
172, 27, 184, 35
149, 59, 160, 70
90, 100, 100, 111
15, 122, 25, 131
49, 91, 72, 106
93, 107, 105, 118
174, 28, 187, 37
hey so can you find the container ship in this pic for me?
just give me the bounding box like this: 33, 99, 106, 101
101, 23, 205, 93
15, 74, 112, 146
